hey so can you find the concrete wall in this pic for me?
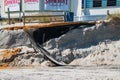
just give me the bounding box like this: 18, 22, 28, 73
71, 0, 83, 21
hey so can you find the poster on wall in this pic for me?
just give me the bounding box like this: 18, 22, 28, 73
44, 0, 70, 11
24, 0, 40, 11
5, 0, 20, 12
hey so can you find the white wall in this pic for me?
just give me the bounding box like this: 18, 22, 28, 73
71, 0, 82, 21
86, 7, 120, 15
80, 7, 120, 21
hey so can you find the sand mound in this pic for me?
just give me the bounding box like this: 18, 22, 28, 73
0, 17, 120, 67
0, 46, 45, 67
0, 30, 30, 49
43, 18, 120, 66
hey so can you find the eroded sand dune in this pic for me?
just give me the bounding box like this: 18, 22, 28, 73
0, 17, 120, 67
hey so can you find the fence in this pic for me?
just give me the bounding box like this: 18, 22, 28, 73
22, 11, 74, 25
22, 12, 66, 25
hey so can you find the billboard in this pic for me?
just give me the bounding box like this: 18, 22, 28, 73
24, 0, 40, 11
44, 0, 70, 11
5, 0, 20, 12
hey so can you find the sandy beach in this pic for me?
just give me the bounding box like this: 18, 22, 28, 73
0, 17, 120, 80
0, 66, 120, 80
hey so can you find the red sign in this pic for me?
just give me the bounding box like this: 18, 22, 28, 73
5, 0, 20, 6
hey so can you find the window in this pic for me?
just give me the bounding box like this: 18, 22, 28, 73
82, 0, 84, 8
93, 0, 102, 7
107, 0, 116, 6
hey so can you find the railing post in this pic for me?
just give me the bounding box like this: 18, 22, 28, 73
64, 11, 66, 22
23, 12, 25, 26
107, 10, 110, 16
19, 1, 22, 22
7, 8, 11, 25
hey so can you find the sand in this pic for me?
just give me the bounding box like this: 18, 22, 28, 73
0, 17, 120, 66
0, 17, 120, 80
0, 66, 120, 80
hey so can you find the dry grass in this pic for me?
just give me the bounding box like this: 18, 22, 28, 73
106, 12, 120, 20
106, 12, 120, 25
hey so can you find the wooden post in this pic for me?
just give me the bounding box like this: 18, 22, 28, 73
107, 10, 110, 15
7, 8, 10, 25
64, 11, 66, 22
23, 12, 25, 26
19, 0, 22, 22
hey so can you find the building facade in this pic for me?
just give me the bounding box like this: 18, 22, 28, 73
81, 0, 120, 21
0, 0, 120, 21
